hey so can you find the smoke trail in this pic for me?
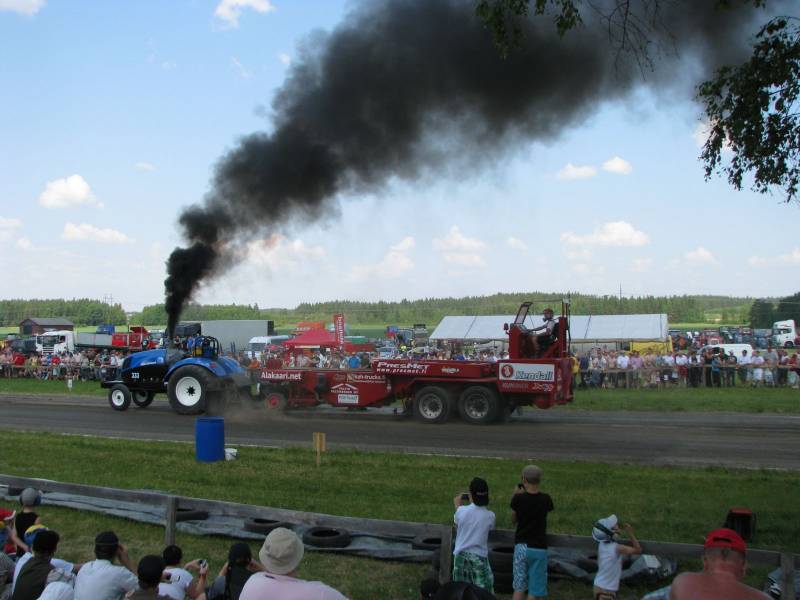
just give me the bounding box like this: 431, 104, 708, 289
164, 0, 764, 333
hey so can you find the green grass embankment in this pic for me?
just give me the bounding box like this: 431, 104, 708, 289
1, 432, 797, 598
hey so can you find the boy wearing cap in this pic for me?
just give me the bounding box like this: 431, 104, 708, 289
14, 489, 42, 558
451, 477, 495, 592
510, 465, 553, 600
669, 528, 769, 599
239, 528, 347, 600
591, 515, 641, 599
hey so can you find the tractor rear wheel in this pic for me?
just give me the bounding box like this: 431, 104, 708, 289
108, 384, 131, 411
132, 390, 154, 408
168, 366, 210, 415
458, 386, 499, 425
413, 386, 452, 424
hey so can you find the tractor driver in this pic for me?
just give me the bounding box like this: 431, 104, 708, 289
530, 308, 557, 356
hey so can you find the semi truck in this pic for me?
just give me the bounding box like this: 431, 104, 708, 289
34, 327, 157, 355
258, 302, 573, 425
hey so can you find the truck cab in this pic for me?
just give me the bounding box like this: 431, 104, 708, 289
772, 319, 797, 348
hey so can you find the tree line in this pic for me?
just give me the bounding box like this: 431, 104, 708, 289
3, 293, 797, 329
0, 299, 127, 327
135, 293, 763, 327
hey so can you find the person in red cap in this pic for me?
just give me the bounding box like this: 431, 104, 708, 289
668, 528, 769, 599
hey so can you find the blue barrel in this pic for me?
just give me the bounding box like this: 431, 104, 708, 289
195, 417, 225, 462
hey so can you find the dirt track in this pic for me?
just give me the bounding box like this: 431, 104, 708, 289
1, 393, 798, 470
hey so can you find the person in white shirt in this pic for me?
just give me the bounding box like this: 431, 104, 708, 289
738, 350, 752, 385
751, 351, 765, 386
592, 515, 642, 599
73, 531, 138, 600
615, 353, 630, 388
159, 545, 204, 600
452, 477, 496, 593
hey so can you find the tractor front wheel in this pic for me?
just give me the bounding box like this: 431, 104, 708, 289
108, 384, 131, 411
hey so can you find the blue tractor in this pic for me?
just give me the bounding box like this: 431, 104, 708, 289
101, 336, 252, 414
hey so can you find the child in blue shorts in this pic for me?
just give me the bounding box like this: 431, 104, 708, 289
510, 465, 553, 600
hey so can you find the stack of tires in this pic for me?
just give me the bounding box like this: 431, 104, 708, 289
488, 543, 514, 595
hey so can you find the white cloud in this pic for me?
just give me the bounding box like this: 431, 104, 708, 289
602, 156, 633, 175
350, 237, 416, 281
748, 247, 800, 267
684, 246, 717, 264
391, 236, 415, 252
214, 0, 274, 28
0, 0, 45, 16
60, 223, 132, 244
560, 221, 649, 247
245, 234, 325, 269
443, 253, 486, 268
433, 226, 486, 252
16, 237, 32, 250
0, 217, 22, 230
278, 52, 291, 66
230, 57, 252, 79
630, 258, 653, 273
506, 236, 528, 251
433, 227, 486, 269
134, 162, 156, 172
0, 217, 22, 242
556, 163, 597, 180
565, 249, 591, 261
38, 175, 102, 209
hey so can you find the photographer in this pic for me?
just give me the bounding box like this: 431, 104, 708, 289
451, 478, 495, 593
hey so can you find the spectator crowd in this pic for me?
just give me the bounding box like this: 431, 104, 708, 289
1, 477, 773, 600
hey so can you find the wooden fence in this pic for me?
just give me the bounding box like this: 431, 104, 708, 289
1, 474, 796, 597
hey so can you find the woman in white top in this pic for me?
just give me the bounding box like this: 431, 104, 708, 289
592, 515, 642, 600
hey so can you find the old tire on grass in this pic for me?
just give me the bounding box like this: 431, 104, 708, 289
411, 535, 442, 551
493, 570, 514, 594
244, 518, 291, 535
302, 527, 351, 548
108, 384, 131, 411
175, 507, 209, 522
413, 386, 451, 424
458, 385, 499, 425
488, 544, 514, 572
168, 366, 210, 415
132, 390, 155, 408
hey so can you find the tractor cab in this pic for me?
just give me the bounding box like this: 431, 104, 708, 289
186, 335, 220, 360
506, 301, 569, 359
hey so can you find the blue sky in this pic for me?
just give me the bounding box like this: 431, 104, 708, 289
1, 0, 798, 312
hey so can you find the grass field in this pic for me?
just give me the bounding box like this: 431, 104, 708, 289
1, 378, 798, 413
2, 431, 796, 598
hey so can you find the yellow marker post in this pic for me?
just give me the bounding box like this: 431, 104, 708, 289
313, 432, 326, 467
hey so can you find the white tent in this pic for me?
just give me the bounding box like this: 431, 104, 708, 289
429, 314, 668, 343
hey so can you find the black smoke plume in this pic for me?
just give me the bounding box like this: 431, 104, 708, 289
164, 0, 764, 334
